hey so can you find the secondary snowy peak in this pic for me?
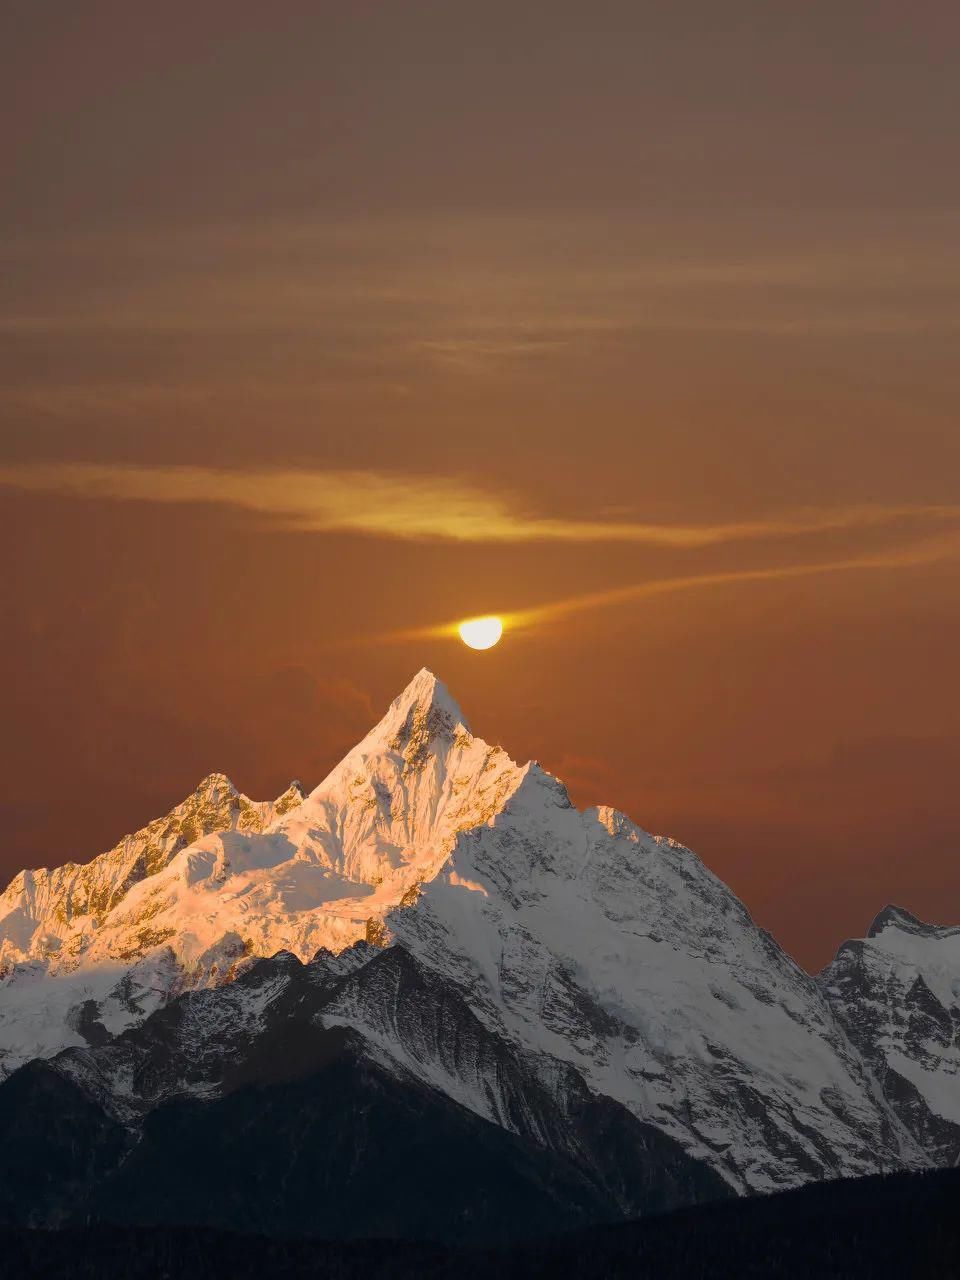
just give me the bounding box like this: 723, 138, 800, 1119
867, 905, 960, 942
0, 772, 304, 975
820, 906, 960, 1164
0, 771, 307, 1074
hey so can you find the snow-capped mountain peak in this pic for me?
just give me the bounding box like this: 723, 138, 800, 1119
312, 667, 469, 794
267, 668, 525, 924
0, 669, 954, 1198
371, 665, 469, 744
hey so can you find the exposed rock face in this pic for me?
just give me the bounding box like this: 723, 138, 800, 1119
820, 906, 960, 1165
0, 668, 953, 1205
0, 945, 724, 1238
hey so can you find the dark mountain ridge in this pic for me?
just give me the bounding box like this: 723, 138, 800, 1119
0, 943, 723, 1241
0, 1168, 957, 1279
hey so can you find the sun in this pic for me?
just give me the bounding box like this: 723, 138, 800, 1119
458, 615, 503, 650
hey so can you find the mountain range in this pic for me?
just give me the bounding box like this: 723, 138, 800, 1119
0, 668, 956, 1236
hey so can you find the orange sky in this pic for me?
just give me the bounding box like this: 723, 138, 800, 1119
2, 2, 958, 970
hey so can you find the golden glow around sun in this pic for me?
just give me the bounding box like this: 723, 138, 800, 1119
458, 615, 504, 650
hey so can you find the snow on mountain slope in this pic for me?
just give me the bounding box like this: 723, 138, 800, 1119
820, 906, 960, 1163
381, 771, 923, 1190
0, 773, 304, 1072
0, 668, 945, 1192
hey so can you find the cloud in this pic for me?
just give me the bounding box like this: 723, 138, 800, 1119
5, 211, 960, 346
500, 530, 960, 630
384, 527, 960, 644
1, 460, 958, 550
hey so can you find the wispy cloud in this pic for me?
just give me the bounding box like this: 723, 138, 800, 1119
1, 460, 958, 549
4, 211, 960, 347
391, 528, 960, 644
504, 531, 960, 629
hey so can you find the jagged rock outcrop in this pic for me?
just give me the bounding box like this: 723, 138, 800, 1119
820, 906, 960, 1164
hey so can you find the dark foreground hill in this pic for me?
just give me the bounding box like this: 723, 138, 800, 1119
2, 1168, 958, 1279
0, 961, 723, 1241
